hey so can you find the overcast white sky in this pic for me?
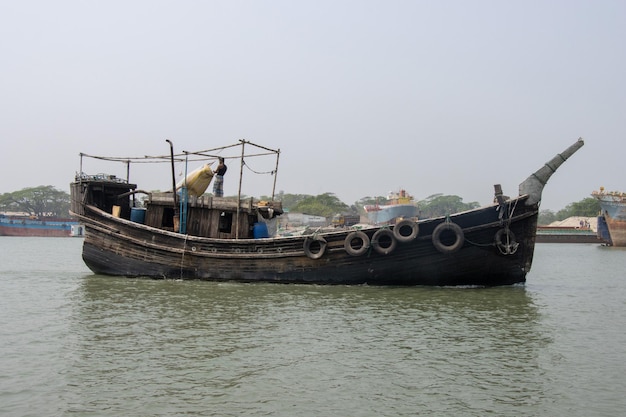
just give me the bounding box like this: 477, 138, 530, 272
1, 0, 624, 211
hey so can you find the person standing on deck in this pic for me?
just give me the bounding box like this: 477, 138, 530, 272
213, 157, 227, 197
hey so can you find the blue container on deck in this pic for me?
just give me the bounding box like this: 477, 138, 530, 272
253, 222, 269, 238
130, 207, 146, 224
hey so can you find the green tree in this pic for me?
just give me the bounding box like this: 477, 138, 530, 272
418, 194, 480, 218
260, 191, 311, 211
555, 197, 600, 219
0, 186, 71, 217
537, 198, 600, 225
538, 209, 558, 225
290, 193, 349, 218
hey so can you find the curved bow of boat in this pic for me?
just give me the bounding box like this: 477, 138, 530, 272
519, 138, 584, 205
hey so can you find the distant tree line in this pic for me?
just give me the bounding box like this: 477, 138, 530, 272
2, 186, 601, 224
416, 194, 480, 218
270, 191, 481, 219
268, 191, 601, 223
0, 186, 71, 217
537, 198, 600, 225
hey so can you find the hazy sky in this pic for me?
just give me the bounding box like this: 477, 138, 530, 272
1, 1, 624, 211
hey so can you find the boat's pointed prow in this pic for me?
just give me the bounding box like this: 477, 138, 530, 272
519, 138, 584, 205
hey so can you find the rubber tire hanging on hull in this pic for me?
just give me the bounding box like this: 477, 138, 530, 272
393, 219, 419, 242
432, 222, 464, 254
494, 228, 518, 255
344, 231, 370, 256
303, 236, 327, 259
372, 229, 397, 255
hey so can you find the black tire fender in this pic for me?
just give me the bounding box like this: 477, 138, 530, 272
372, 229, 397, 255
393, 219, 419, 243
344, 231, 370, 256
303, 235, 327, 260
432, 222, 464, 254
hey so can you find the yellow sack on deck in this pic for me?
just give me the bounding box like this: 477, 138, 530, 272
176, 164, 214, 196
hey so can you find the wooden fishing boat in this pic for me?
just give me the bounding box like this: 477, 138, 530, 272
70, 138, 584, 286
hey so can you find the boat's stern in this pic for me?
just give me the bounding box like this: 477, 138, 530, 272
70, 174, 137, 219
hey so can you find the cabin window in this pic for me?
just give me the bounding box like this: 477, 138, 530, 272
219, 212, 233, 233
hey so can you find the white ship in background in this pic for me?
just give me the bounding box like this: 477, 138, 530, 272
363, 189, 419, 224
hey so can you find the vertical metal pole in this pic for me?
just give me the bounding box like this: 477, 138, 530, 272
271, 149, 280, 201
126, 161, 134, 206
180, 153, 188, 234
165, 139, 177, 207
79, 153, 83, 182
166, 139, 180, 233
235, 140, 246, 239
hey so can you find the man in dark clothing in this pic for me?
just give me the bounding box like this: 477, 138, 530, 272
213, 157, 227, 197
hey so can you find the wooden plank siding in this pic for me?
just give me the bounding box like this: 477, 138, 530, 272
145, 193, 282, 239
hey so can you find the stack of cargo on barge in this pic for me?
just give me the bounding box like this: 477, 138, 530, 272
536, 216, 605, 244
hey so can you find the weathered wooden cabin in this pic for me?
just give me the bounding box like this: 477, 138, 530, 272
70, 180, 282, 240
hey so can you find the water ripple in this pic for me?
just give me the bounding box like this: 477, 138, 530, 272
2, 239, 626, 416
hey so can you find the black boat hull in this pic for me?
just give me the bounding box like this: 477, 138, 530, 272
77, 198, 537, 286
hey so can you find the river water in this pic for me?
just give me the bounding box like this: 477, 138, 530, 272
1, 237, 625, 417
